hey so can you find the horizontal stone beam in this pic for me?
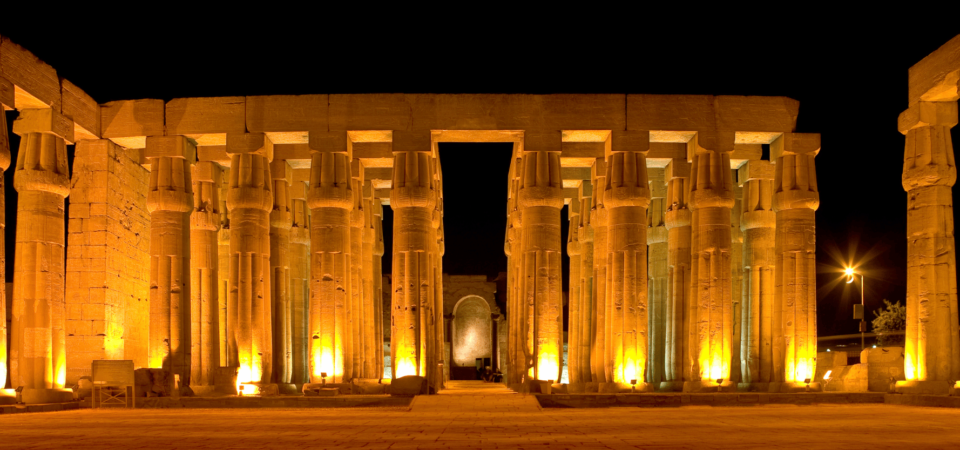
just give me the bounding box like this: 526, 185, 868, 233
909, 34, 960, 105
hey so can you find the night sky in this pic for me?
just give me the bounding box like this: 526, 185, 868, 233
2, 21, 959, 337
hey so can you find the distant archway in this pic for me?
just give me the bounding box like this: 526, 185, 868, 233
451, 295, 492, 380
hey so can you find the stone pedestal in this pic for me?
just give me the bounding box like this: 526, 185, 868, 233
190, 161, 222, 387
226, 133, 274, 385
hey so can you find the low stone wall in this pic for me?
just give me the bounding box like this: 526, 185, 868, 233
134, 395, 411, 409
536, 392, 886, 408
0, 402, 80, 414
885, 394, 960, 409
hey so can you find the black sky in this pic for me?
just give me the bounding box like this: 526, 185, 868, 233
2, 18, 960, 337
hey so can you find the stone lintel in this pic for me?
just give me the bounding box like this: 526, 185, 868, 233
562, 187, 579, 202
12, 107, 74, 142
166, 96, 245, 136
392, 131, 432, 154
608, 130, 650, 157
225, 133, 274, 160
0, 36, 61, 111
194, 160, 220, 183
898, 101, 959, 134
523, 131, 562, 153
144, 135, 196, 160
246, 94, 328, 135
100, 99, 165, 147
665, 159, 691, 180
197, 146, 230, 166
738, 160, 775, 183
293, 168, 310, 184
0, 76, 14, 110
909, 34, 960, 105
308, 131, 350, 158
61, 79, 100, 141
770, 133, 821, 161
271, 159, 292, 183
561, 141, 603, 168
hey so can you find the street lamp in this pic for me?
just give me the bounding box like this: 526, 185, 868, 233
846, 267, 866, 350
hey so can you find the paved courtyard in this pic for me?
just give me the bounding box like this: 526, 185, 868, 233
2, 382, 959, 449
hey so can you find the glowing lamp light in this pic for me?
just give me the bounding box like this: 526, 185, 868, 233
396, 358, 418, 378
824, 370, 832, 381
0, 363, 6, 391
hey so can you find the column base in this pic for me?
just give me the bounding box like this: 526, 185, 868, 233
584, 381, 600, 393
682, 380, 736, 393
737, 382, 782, 393
22, 388, 75, 404
895, 380, 951, 395
779, 381, 822, 393
566, 382, 587, 393
598, 382, 620, 393
658, 381, 684, 392
278, 383, 300, 395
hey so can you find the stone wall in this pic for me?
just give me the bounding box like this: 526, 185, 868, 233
817, 348, 906, 393
64, 141, 150, 385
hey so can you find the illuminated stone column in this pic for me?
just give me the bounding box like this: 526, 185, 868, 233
433, 167, 445, 388
772, 133, 820, 391
603, 134, 651, 388
577, 186, 595, 384
684, 137, 736, 392
898, 102, 960, 393
289, 180, 311, 385
9, 109, 70, 400
646, 167, 668, 386
347, 162, 365, 380
0, 106, 10, 389
362, 181, 378, 378
517, 135, 563, 383
226, 133, 274, 386
190, 161, 221, 388
217, 168, 231, 368
730, 169, 744, 385
505, 173, 523, 385
738, 160, 777, 389
372, 201, 385, 378
270, 160, 293, 384
307, 133, 351, 384
662, 160, 691, 391
566, 196, 582, 384
590, 161, 610, 384
144, 136, 194, 385
390, 132, 439, 387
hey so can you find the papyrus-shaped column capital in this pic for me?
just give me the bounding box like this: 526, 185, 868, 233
13, 110, 71, 198
739, 160, 776, 231
192, 161, 222, 232
688, 136, 735, 211
664, 160, 691, 230
901, 102, 958, 191
270, 159, 293, 229
772, 133, 820, 213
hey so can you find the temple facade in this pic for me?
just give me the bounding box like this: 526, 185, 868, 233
1, 33, 956, 402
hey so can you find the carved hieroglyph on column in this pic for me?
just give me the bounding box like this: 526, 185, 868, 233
269, 160, 293, 384
739, 160, 777, 387
10, 109, 70, 393
218, 168, 231, 367
566, 196, 582, 383
362, 181, 378, 378
190, 161, 221, 387
577, 186, 595, 384
647, 167, 668, 386
604, 136, 651, 386
591, 161, 609, 383
517, 138, 563, 382
348, 162, 365, 379
0, 107, 9, 389
145, 136, 194, 382
390, 134, 439, 388
663, 160, 691, 391
899, 102, 960, 392
372, 201, 385, 378
290, 180, 311, 385
772, 133, 820, 388
686, 137, 736, 391
308, 133, 352, 383
505, 173, 522, 384
226, 133, 274, 385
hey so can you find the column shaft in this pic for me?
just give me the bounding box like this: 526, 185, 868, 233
578, 190, 595, 383
604, 148, 651, 385
307, 146, 352, 383
226, 135, 273, 385
518, 148, 563, 382
290, 181, 311, 385
190, 161, 221, 387
0, 110, 8, 390
739, 161, 777, 385
362, 181, 379, 378
566, 197, 582, 383
270, 160, 293, 384
372, 201, 385, 378
591, 162, 609, 383
145, 137, 194, 386
647, 168, 668, 386
772, 133, 820, 387
664, 161, 692, 387
348, 165, 364, 380
218, 169, 231, 368
11, 118, 70, 391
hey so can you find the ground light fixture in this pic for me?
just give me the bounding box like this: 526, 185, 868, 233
804, 378, 812, 392
14, 386, 23, 404
823, 371, 833, 390
321, 372, 328, 386
238, 385, 245, 397
630, 379, 638, 393
716, 378, 723, 392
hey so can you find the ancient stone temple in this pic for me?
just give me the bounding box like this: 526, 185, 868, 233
0, 32, 861, 401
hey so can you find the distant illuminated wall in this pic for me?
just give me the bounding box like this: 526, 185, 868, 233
452, 296, 491, 367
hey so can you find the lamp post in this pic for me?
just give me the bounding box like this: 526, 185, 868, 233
845, 268, 865, 350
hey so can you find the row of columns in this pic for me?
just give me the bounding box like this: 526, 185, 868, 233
509, 132, 822, 392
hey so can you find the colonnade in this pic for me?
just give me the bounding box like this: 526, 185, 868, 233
509, 132, 823, 392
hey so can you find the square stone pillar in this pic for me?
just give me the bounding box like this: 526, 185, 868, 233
65, 140, 150, 386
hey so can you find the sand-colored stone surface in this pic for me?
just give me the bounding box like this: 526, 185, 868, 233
663, 159, 691, 390
4, 384, 960, 449
576, 185, 595, 384
646, 167, 668, 387
190, 161, 222, 387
